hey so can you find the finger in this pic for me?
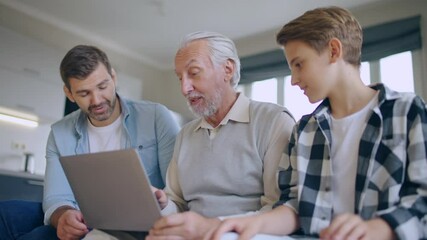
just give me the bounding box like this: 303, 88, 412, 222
150, 224, 193, 237
67, 215, 89, 231
212, 221, 240, 240
146, 235, 185, 240
332, 216, 363, 240
58, 226, 87, 240
63, 224, 89, 238
63, 217, 89, 238
238, 227, 259, 240
152, 214, 185, 229
326, 214, 352, 237
345, 221, 367, 240
64, 210, 88, 229
155, 190, 163, 200
155, 190, 167, 205
68, 219, 88, 231
319, 228, 329, 239
360, 235, 369, 240
212, 224, 234, 240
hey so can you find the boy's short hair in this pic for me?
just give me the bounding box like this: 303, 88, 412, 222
60, 45, 113, 90
276, 6, 363, 67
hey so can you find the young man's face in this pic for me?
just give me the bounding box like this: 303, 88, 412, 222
284, 40, 336, 103
174, 40, 229, 118
64, 63, 119, 127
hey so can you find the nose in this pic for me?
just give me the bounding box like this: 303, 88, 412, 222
180, 77, 194, 96
290, 74, 299, 86
90, 92, 103, 105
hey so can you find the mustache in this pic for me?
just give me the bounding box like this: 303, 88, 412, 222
185, 92, 204, 101
88, 101, 109, 111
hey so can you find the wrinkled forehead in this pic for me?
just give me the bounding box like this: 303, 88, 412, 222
174, 40, 212, 72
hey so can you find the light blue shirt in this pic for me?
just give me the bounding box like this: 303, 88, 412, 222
43, 95, 180, 225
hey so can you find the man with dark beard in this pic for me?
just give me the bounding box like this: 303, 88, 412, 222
147, 31, 296, 240
0, 45, 180, 240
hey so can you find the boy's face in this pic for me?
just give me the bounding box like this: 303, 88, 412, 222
284, 40, 336, 103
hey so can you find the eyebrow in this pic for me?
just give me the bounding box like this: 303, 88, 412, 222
97, 79, 109, 86
175, 59, 198, 74
75, 79, 109, 94
289, 57, 299, 67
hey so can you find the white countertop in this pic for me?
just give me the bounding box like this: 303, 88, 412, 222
0, 168, 44, 180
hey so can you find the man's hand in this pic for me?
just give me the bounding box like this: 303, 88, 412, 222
147, 212, 221, 240
151, 186, 168, 209
51, 207, 89, 240
320, 213, 396, 240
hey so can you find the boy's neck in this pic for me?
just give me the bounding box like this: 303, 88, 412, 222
328, 78, 376, 119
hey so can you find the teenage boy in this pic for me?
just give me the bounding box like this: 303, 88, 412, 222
213, 6, 427, 240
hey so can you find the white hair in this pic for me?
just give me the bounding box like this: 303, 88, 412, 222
179, 31, 241, 88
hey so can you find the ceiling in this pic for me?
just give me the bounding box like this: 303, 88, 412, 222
0, 0, 385, 70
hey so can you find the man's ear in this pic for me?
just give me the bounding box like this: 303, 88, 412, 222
63, 85, 75, 103
224, 59, 235, 83
329, 38, 342, 63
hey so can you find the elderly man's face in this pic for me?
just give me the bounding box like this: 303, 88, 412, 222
174, 40, 228, 118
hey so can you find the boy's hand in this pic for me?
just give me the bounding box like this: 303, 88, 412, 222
320, 213, 396, 240
150, 186, 168, 209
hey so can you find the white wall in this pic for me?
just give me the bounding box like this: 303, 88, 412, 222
0, 25, 63, 174
0, 0, 425, 175
0, 1, 172, 174
231, 0, 427, 98
352, 0, 427, 98
0, 25, 144, 174
156, 0, 427, 114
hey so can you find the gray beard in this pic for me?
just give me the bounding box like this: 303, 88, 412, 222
186, 89, 222, 118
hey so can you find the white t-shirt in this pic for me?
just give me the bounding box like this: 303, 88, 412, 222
87, 115, 124, 153
330, 93, 378, 215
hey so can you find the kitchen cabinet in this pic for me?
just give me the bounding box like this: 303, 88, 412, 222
0, 169, 43, 201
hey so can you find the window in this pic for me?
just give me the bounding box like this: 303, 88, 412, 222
360, 62, 371, 85
380, 51, 414, 92
236, 85, 245, 94
283, 76, 319, 121
251, 78, 277, 104
238, 51, 416, 121
238, 16, 422, 121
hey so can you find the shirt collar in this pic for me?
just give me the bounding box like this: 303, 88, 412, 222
311, 83, 396, 120
195, 93, 250, 131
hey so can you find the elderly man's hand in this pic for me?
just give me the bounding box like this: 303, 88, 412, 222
147, 211, 221, 240
151, 186, 168, 209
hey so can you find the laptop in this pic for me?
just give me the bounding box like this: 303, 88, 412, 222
59, 148, 162, 232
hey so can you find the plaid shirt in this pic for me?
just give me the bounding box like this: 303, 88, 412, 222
276, 84, 427, 239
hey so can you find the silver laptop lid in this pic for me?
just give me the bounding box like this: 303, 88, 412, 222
59, 148, 161, 231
